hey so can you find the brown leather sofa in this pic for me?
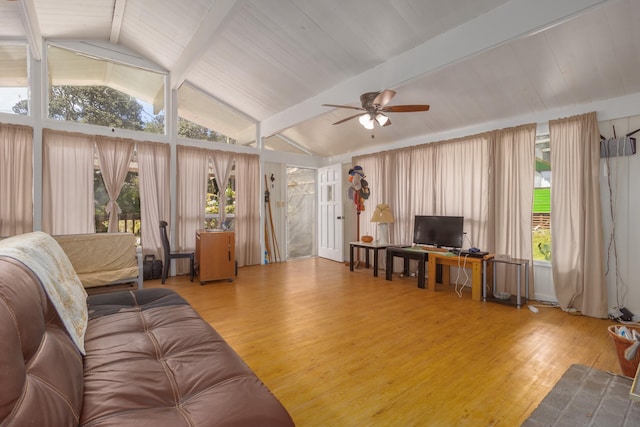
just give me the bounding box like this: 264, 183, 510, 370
0, 237, 294, 426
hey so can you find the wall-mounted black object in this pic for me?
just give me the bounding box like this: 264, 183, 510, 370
600, 136, 636, 158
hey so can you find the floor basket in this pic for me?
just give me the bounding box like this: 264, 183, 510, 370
607, 324, 640, 377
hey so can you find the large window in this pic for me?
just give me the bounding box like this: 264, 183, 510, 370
94, 150, 140, 237
177, 83, 255, 145
0, 44, 29, 116
47, 44, 166, 133
533, 134, 551, 261
205, 166, 235, 230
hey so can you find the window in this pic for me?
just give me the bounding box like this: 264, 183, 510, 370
47, 44, 166, 133
0, 44, 29, 115
94, 151, 140, 237
287, 167, 316, 258
177, 83, 255, 145
263, 133, 315, 155
205, 165, 236, 230
533, 134, 551, 261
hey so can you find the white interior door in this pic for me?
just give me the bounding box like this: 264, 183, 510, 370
318, 164, 343, 261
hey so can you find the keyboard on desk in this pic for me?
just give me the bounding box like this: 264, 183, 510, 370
416, 246, 449, 252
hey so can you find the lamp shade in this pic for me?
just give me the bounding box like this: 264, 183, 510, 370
358, 113, 373, 128
371, 204, 394, 223
375, 113, 389, 126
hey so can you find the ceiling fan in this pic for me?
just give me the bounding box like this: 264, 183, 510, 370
322, 89, 430, 129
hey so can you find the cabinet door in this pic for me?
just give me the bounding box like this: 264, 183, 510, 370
199, 231, 235, 281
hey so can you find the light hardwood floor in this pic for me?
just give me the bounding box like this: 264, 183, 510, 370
147, 257, 619, 426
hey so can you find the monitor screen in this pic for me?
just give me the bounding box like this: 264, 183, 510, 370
413, 215, 464, 248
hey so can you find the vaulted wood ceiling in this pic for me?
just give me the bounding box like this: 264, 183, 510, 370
2, 0, 637, 158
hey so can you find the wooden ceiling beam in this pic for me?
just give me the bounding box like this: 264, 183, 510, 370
16, 0, 42, 61
109, 0, 127, 44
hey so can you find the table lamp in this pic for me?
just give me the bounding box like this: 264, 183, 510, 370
371, 204, 394, 244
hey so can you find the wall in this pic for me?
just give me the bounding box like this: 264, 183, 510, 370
342, 163, 357, 260
599, 115, 640, 317
263, 162, 287, 263
532, 262, 555, 303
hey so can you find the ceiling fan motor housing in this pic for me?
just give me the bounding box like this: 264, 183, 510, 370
360, 92, 382, 108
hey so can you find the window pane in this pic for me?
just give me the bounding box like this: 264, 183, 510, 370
204, 167, 236, 230
47, 45, 165, 133
287, 167, 316, 258
94, 152, 140, 238
0, 44, 29, 115
178, 83, 255, 144
533, 134, 551, 261
262, 134, 312, 155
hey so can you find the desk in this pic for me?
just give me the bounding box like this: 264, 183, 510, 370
427, 253, 493, 301
483, 257, 529, 308
349, 241, 394, 277
385, 246, 437, 289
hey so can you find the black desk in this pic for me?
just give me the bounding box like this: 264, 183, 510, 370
349, 241, 394, 277
386, 246, 429, 288
385, 246, 450, 289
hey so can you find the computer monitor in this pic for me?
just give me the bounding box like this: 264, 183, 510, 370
413, 215, 464, 249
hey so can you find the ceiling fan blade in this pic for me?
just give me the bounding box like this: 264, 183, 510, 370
322, 103, 365, 111
332, 113, 364, 125
372, 89, 396, 107
382, 104, 430, 113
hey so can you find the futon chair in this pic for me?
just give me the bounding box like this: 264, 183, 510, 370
159, 221, 194, 284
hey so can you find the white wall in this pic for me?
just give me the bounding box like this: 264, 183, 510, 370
532, 262, 555, 303
599, 115, 640, 317
263, 162, 287, 263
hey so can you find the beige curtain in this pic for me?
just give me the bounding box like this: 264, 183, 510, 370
138, 142, 170, 259
209, 150, 234, 223
42, 130, 95, 235
234, 153, 260, 266
434, 135, 491, 248
408, 144, 437, 219
490, 125, 536, 295
0, 124, 33, 236
549, 112, 607, 318
95, 136, 134, 232
176, 145, 209, 273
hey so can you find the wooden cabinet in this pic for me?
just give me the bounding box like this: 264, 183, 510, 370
195, 230, 235, 284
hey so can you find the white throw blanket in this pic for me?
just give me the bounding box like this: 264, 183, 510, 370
0, 232, 87, 355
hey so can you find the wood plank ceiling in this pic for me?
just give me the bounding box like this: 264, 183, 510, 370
2, 0, 638, 157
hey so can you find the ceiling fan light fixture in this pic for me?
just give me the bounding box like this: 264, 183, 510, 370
375, 113, 388, 126
359, 113, 374, 129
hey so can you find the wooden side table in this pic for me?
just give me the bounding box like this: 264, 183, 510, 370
428, 252, 493, 301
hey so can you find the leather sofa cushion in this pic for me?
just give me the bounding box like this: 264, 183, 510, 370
82, 288, 294, 426
0, 256, 84, 426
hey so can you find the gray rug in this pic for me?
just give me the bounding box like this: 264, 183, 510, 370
522, 364, 640, 426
